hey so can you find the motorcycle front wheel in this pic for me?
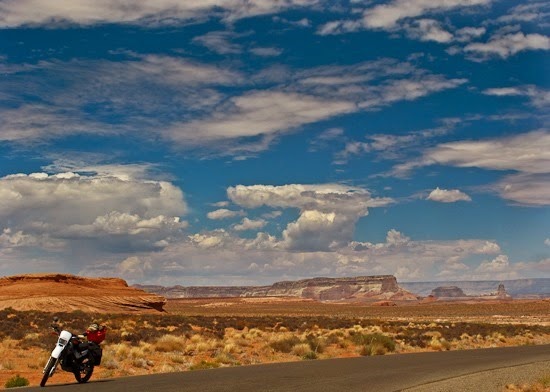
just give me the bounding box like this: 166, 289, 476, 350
40, 356, 56, 387
74, 358, 94, 383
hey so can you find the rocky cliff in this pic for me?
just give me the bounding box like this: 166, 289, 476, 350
0, 273, 166, 313
136, 275, 418, 302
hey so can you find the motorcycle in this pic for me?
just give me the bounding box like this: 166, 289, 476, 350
40, 317, 97, 387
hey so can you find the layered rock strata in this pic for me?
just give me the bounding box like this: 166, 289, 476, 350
137, 275, 418, 302
0, 273, 166, 313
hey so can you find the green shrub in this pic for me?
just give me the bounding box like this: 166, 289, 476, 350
360, 342, 387, 356
5, 375, 29, 388
352, 333, 395, 353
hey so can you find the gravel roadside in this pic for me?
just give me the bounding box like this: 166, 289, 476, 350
403, 360, 550, 392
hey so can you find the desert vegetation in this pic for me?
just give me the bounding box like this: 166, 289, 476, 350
0, 299, 549, 388
504, 374, 550, 392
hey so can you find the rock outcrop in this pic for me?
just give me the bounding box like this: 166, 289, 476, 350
428, 284, 513, 301
431, 286, 467, 298
0, 273, 166, 313
496, 283, 512, 300
136, 275, 418, 302
401, 279, 548, 298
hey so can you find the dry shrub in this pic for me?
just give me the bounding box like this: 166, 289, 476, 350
269, 334, 301, 353
215, 352, 239, 365
110, 343, 130, 360
102, 358, 119, 370
505, 374, 550, 392
189, 360, 220, 371
129, 346, 147, 359
325, 331, 344, 345
155, 334, 184, 352
159, 364, 177, 373
195, 342, 211, 353
247, 328, 263, 338
360, 342, 387, 356
131, 358, 150, 369
190, 334, 203, 344
305, 334, 326, 354
291, 343, 311, 357
429, 338, 443, 351
423, 331, 442, 339
223, 342, 238, 354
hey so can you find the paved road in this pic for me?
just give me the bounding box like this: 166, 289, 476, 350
27, 345, 550, 392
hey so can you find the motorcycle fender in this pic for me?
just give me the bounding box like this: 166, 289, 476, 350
52, 330, 72, 359
51, 345, 64, 359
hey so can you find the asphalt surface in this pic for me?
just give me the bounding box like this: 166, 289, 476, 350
25, 344, 550, 392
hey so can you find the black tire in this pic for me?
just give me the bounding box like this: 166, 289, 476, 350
40, 356, 56, 387
74, 358, 94, 384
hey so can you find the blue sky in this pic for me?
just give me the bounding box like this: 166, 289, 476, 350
0, 0, 548, 285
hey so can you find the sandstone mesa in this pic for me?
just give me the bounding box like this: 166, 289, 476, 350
136, 275, 419, 302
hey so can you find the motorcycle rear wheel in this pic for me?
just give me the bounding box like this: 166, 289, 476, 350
74, 358, 94, 383
40, 356, 56, 387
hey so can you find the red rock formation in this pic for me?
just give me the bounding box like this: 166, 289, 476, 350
0, 273, 166, 313
137, 275, 418, 302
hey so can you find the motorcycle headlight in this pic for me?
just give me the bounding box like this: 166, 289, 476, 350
58, 337, 68, 346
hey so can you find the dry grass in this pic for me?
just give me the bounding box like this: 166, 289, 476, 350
0, 300, 549, 388
504, 374, 550, 391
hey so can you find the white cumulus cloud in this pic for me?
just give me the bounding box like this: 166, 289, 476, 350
228, 183, 393, 252
0, 171, 187, 258
427, 187, 472, 202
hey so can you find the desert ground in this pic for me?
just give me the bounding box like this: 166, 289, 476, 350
1, 297, 549, 390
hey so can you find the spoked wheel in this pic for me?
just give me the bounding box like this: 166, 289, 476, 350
74, 358, 94, 383
40, 356, 56, 387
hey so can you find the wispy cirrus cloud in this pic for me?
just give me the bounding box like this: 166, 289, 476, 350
482, 85, 550, 109
249, 47, 283, 57
192, 31, 243, 54
394, 130, 550, 205
333, 119, 458, 164
464, 32, 550, 59
362, 0, 491, 30
403, 19, 454, 43
317, 0, 490, 36
0, 0, 321, 28
496, 173, 550, 206
162, 59, 465, 152
1, 55, 466, 157
164, 91, 356, 145
495, 2, 550, 25
207, 209, 245, 220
